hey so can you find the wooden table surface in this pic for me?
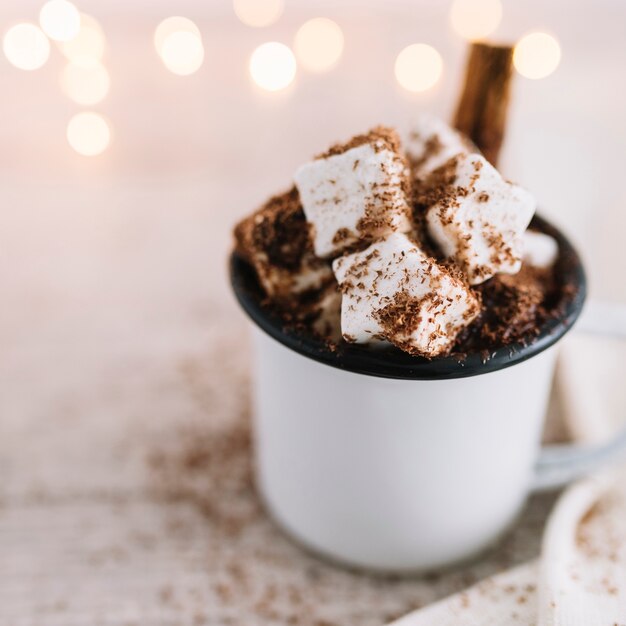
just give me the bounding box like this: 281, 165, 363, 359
1, 2, 625, 624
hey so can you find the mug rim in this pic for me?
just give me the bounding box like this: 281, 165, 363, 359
230, 214, 587, 380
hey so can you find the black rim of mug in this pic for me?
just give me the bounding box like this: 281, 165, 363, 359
229, 214, 587, 380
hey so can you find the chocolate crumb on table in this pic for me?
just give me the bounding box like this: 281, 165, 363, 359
139, 334, 555, 625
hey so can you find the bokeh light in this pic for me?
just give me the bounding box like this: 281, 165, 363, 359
3, 23, 50, 71
61, 14, 105, 65
233, 0, 284, 28
61, 61, 110, 105
154, 16, 201, 56
294, 18, 344, 73
39, 0, 81, 42
67, 112, 111, 156
249, 42, 296, 92
449, 0, 502, 41
514, 32, 561, 79
394, 44, 443, 92
160, 30, 204, 75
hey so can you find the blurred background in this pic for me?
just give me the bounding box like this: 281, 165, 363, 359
1, 1, 625, 623
1, 0, 625, 366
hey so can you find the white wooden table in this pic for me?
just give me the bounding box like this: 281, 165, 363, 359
1, 2, 625, 623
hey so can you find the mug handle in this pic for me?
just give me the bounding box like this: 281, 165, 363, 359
532, 300, 626, 491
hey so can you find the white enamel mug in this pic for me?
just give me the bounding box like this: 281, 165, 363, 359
231, 217, 626, 572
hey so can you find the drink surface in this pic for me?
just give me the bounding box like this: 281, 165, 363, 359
233, 119, 584, 364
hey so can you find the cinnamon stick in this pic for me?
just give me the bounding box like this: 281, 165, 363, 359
453, 42, 514, 167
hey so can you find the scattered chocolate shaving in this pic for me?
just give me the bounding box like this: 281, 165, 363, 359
332, 227, 355, 246
234, 187, 311, 272
317, 125, 412, 204
235, 123, 577, 360
318, 126, 403, 159
239, 219, 573, 357
408, 134, 444, 171
453, 249, 560, 352
234, 187, 334, 301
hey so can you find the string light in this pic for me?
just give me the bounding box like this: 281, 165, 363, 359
394, 44, 443, 93
39, 0, 81, 42
61, 14, 105, 65
249, 42, 296, 92
61, 61, 110, 104
160, 30, 204, 75
514, 32, 561, 79
449, 0, 502, 41
154, 16, 200, 56
67, 112, 110, 156
3, 23, 50, 70
233, 0, 284, 28
294, 18, 344, 73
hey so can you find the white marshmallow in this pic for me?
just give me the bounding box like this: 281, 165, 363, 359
294, 140, 412, 258
235, 188, 334, 299
406, 115, 472, 178
426, 154, 536, 285
253, 258, 332, 299
332, 232, 481, 357
523, 230, 559, 269
291, 263, 334, 293
311, 284, 343, 342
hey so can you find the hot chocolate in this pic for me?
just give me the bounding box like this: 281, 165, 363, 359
233, 117, 573, 360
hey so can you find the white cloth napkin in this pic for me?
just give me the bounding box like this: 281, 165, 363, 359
388, 335, 626, 626
388, 562, 539, 626
539, 474, 626, 626
388, 474, 626, 626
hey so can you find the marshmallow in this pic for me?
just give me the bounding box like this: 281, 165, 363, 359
406, 115, 473, 179
523, 230, 559, 269
234, 188, 333, 299
294, 128, 412, 258
311, 283, 343, 342
425, 154, 536, 285
332, 232, 481, 357
248, 243, 332, 301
